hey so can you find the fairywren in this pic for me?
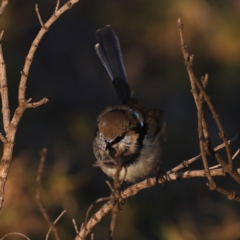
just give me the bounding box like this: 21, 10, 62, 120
93, 25, 165, 182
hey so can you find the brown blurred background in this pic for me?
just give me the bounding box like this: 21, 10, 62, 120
0, 0, 240, 239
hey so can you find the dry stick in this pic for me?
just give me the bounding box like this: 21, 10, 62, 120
0, 232, 30, 240
75, 167, 240, 240
0, 0, 79, 211
55, 0, 60, 12
167, 134, 240, 174
45, 210, 67, 240
177, 19, 240, 183
210, 148, 240, 170
82, 197, 111, 239
0, 0, 8, 17
0, 31, 9, 133
72, 219, 79, 234
36, 148, 62, 240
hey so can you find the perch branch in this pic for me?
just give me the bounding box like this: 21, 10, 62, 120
75, 167, 240, 240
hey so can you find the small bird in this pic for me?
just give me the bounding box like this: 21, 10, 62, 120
93, 25, 165, 183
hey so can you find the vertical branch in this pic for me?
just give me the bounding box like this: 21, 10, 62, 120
0, 31, 10, 133
178, 19, 240, 185
178, 19, 216, 188
178, 18, 233, 171
0, 0, 8, 17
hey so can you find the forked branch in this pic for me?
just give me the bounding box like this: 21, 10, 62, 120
0, 0, 80, 211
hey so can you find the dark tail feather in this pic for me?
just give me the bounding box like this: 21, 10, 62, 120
95, 25, 131, 103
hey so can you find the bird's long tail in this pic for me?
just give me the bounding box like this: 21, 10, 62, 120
95, 25, 131, 104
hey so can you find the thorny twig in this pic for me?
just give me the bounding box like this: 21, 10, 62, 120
75, 166, 240, 240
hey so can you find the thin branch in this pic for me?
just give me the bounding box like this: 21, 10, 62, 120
0, 232, 30, 240
210, 148, 240, 170
82, 197, 111, 239
0, 0, 8, 17
72, 219, 79, 234
35, 148, 62, 240
0, 30, 10, 133
167, 134, 240, 174
45, 210, 67, 240
26, 97, 49, 108
55, 0, 60, 12
35, 4, 44, 27
232, 148, 240, 160
105, 180, 114, 192
75, 167, 240, 240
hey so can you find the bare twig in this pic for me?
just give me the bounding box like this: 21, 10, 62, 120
26, 97, 49, 108
75, 167, 240, 240
82, 197, 111, 239
35, 4, 44, 27
36, 148, 62, 240
55, 0, 60, 12
232, 148, 240, 160
0, 0, 8, 17
0, 232, 30, 240
210, 148, 240, 170
105, 180, 114, 192
45, 210, 67, 240
177, 18, 240, 184
167, 134, 240, 174
0, 30, 10, 133
178, 19, 216, 189
72, 219, 79, 234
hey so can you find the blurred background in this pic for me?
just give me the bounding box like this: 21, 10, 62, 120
0, 0, 240, 239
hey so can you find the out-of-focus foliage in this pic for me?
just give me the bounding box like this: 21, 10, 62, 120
0, 0, 240, 239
